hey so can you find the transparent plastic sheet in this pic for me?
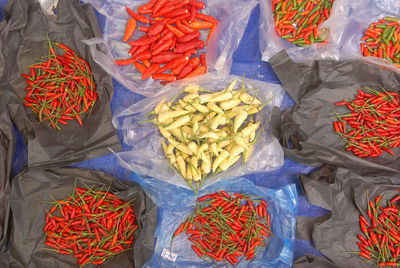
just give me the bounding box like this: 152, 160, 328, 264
376, 0, 400, 14
270, 50, 400, 174
295, 165, 400, 268
341, 0, 400, 73
0, 97, 15, 252
136, 176, 297, 268
8, 167, 157, 268
259, 0, 351, 62
112, 73, 285, 190
81, 0, 257, 97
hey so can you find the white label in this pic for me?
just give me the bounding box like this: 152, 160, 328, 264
161, 248, 178, 262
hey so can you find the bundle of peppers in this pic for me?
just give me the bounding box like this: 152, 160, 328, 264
150, 80, 265, 194
360, 17, 400, 68
22, 39, 97, 130
42, 185, 138, 266
332, 87, 400, 158
271, 0, 335, 46
116, 0, 217, 83
171, 191, 272, 265
271, 0, 334, 46
355, 193, 400, 267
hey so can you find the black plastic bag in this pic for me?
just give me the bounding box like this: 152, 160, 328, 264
0, 97, 15, 252
8, 167, 157, 268
294, 254, 340, 268
270, 50, 400, 174
0, 0, 121, 170
295, 165, 400, 268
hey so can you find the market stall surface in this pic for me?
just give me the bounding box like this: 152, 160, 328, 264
0, 0, 328, 263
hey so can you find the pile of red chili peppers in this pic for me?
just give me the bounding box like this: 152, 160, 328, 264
42, 185, 138, 266
356, 193, 400, 267
271, 0, 334, 46
116, 0, 217, 84
22, 39, 97, 130
171, 191, 272, 265
360, 17, 400, 68
333, 87, 400, 158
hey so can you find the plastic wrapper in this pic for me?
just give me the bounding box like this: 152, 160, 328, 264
138, 176, 297, 268
259, 0, 352, 62
376, 0, 400, 14
340, 0, 400, 73
295, 165, 400, 267
7, 167, 157, 268
80, 0, 258, 97
0, 0, 121, 170
0, 97, 15, 252
294, 254, 340, 268
270, 50, 400, 174
112, 73, 285, 190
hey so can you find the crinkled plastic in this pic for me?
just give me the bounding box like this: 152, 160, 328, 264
295, 165, 400, 268
341, 0, 400, 73
8, 167, 157, 268
0, 97, 15, 252
136, 176, 297, 268
81, 0, 258, 97
270, 50, 400, 174
259, 0, 352, 62
0, 0, 121, 170
376, 0, 400, 14
294, 254, 339, 268
112, 73, 285, 190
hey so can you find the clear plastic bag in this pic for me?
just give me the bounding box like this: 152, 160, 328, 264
340, 0, 400, 73
137, 176, 298, 268
376, 0, 400, 14
81, 0, 258, 97
259, 0, 351, 62
112, 73, 284, 190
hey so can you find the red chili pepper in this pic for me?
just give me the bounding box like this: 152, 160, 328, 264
166, 24, 185, 38
152, 39, 174, 55
196, 13, 219, 24
151, 52, 183, 64
148, 20, 168, 36
200, 54, 206, 67
152, 5, 179, 18
139, 26, 150, 32
391, 195, 400, 203
134, 51, 153, 61
153, 73, 177, 82
123, 18, 137, 43
129, 36, 158, 46
188, 0, 205, 9
369, 231, 379, 245
115, 58, 135, 66
379, 263, 399, 267
184, 65, 206, 78
174, 39, 205, 53
191, 21, 214, 30
133, 62, 146, 74
141, 64, 161, 80
126, 7, 150, 24
177, 30, 201, 43
177, 63, 193, 79
158, 55, 189, 73
138, 6, 153, 15
176, 20, 195, 34
207, 23, 217, 45
153, 0, 170, 14
360, 251, 371, 259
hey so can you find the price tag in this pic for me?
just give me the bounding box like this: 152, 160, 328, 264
161, 248, 178, 262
